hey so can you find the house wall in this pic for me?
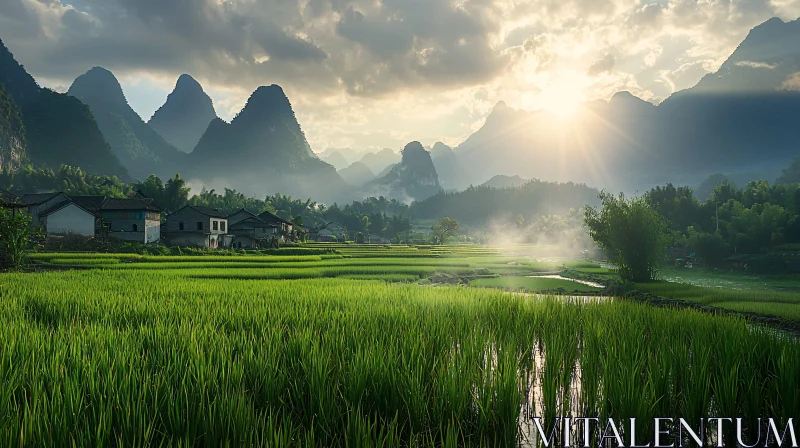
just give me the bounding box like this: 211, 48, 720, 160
28, 193, 70, 226
145, 219, 160, 243
45, 203, 95, 237
232, 235, 258, 249
165, 233, 209, 247
101, 211, 161, 244
167, 207, 227, 234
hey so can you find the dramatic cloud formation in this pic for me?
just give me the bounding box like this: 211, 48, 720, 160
1, 0, 799, 152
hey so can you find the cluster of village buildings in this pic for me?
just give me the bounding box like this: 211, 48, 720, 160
0, 190, 389, 247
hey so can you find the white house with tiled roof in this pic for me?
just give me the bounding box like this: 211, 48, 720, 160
163, 205, 232, 248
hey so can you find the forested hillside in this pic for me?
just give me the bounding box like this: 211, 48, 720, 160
0, 83, 25, 172
0, 39, 130, 180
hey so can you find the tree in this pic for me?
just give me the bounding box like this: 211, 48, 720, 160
432, 217, 460, 245
164, 174, 190, 212
0, 209, 40, 270
584, 192, 669, 282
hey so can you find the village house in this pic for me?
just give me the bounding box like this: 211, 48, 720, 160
18, 192, 71, 226
99, 197, 162, 244
312, 221, 348, 242
366, 233, 392, 244
13, 193, 164, 242
39, 199, 98, 237
227, 209, 259, 227
257, 210, 294, 234
229, 217, 280, 249
163, 205, 232, 248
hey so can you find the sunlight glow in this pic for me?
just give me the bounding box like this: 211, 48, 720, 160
535, 75, 587, 119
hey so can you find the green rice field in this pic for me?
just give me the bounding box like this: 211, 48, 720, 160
469, 275, 601, 293
1, 245, 798, 446
635, 281, 800, 321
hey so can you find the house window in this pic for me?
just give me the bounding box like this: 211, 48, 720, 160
132, 223, 138, 232
221, 221, 226, 232
179, 221, 185, 231
197, 221, 203, 231
213, 220, 219, 231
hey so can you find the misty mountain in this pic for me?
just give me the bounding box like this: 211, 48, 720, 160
190, 85, 351, 203
690, 17, 800, 94
775, 157, 800, 185
0, 83, 26, 172
358, 148, 400, 175
0, 40, 129, 180
320, 147, 365, 164
375, 163, 397, 179
410, 179, 600, 226
322, 150, 350, 170
148, 74, 217, 153
338, 161, 375, 186
68, 67, 187, 181
364, 141, 441, 201
481, 175, 529, 189
695, 174, 733, 202
428, 141, 461, 189
452, 17, 800, 193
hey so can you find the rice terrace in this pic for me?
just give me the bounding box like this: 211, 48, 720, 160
1, 242, 798, 446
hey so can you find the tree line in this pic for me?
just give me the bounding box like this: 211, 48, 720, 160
585, 173, 800, 282
0, 165, 414, 241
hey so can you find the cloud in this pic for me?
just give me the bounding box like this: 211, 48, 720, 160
736, 61, 778, 69
1, 0, 798, 152
781, 72, 800, 90
587, 54, 615, 76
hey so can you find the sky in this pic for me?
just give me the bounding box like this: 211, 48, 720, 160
2, 0, 799, 157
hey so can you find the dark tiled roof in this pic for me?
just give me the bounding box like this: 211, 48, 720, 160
39, 200, 98, 218
19, 192, 64, 206
101, 197, 162, 212
0, 189, 20, 204
230, 217, 279, 230
71, 196, 106, 212
190, 205, 227, 218
258, 210, 293, 225
227, 209, 258, 219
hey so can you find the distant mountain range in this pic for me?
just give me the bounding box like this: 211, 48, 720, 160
450, 17, 800, 192
321, 150, 351, 170
338, 161, 375, 187
67, 67, 188, 180
3, 16, 800, 202
481, 175, 529, 189
189, 85, 352, 202
428, 142, 459, 189
0, 37, 354, 202
359, 148, 400, 175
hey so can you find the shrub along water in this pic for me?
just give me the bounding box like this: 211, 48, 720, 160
0, 270, 797, 446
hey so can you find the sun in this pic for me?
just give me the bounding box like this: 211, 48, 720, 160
547, 97, 583, 118
536, 76, 587, 120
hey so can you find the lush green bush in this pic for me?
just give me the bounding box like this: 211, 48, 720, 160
584, 192, 669, 282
